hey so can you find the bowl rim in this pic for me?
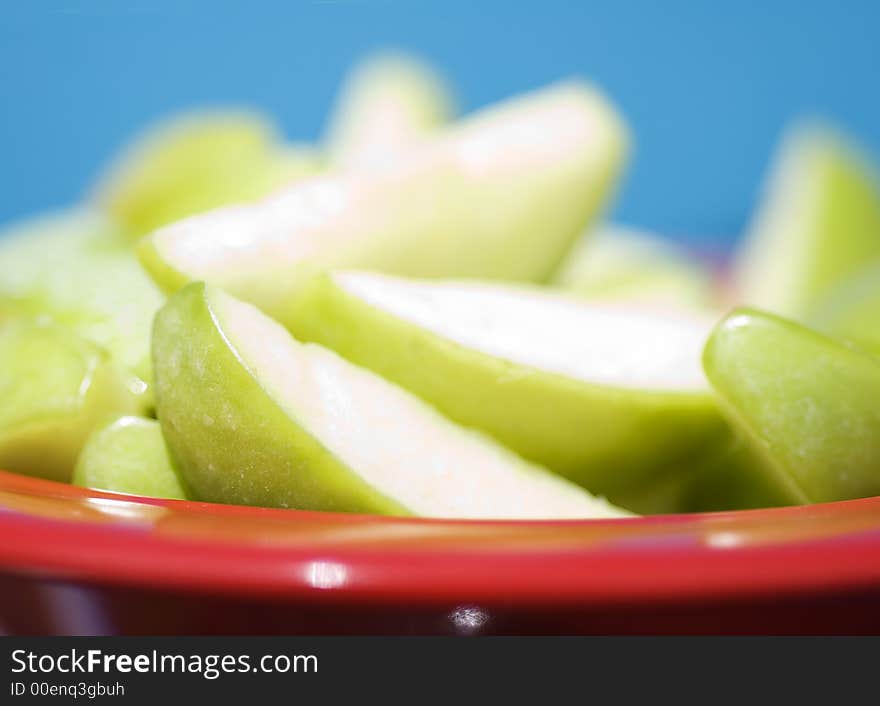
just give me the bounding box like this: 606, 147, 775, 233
2, 470, 880, 606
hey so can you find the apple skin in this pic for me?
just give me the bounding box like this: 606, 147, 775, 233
0, 209, 162, 400
139, 82, 629, 319
681, 437, 807, 512
284, 272, 727, 506
0, 320, 144, 481
735, 125, 880, 320
152, 282, 409, 514
702, 307, 880, 505
73, 416, 189, 499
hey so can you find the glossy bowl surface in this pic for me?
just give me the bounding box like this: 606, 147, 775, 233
2, 470, 880, 634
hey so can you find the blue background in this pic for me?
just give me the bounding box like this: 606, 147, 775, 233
1, 1, 878, 248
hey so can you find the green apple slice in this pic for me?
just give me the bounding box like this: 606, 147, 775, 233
139, 81, 628, 321
153, 283, 627, 519
702, 307, 880, 505
0, 320, 144, 481
73, 416, 189, 500
808, 263, 880, 354
284, 271, 725, 504
0, 209, 162, 394
95, 111, 322, 235
734, 125, 880, 319
553, 224, 717, 311
326, 52, 453, 168
681, 437, 804, 512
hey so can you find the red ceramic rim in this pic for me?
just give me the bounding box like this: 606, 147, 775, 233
2, 470, 880, 606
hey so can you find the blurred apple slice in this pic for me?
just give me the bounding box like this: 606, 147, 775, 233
0, 320, 145, 481
326, 52, 453, 168
285, 271, 725, 505
554, 224, 717, 311
0, 209, 162, 392
808, 262, 880, 354
95, 111, 322, 235
152, 283, 627, 519
702, 307, 880, 505
734, 125, 880, 319
139, 81, 628, 322
73, 416, 189, 500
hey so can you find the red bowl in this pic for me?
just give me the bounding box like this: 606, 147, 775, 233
2, 470, 880, 634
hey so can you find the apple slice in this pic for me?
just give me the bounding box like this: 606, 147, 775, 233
702, 308, 880, 505
0, 320, 144, 481
284, 271, 725, 504
152, 283, 627, 519
808, 263, 880, 354
139, 81, 628, 322
734, 125, 880, 319
326, 52, 453, 168
0, 209, 162, 393
73, 416, 189, 500
682, 437, 805, 512
95, 110, 322, 235
553, 224, 717, 311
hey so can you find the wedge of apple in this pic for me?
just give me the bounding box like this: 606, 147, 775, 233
0, 320, 144, 481
326, 52, 453, 168
682, 437, 804, 512
152, 283, 627, 519
808, 263, 880, 354
734, 125, 880, 319
139, 81, 628, 323
73, 416, 189, 500
702, 308, 880, 505
284, 271, 725, 504
0, 209, 162, 394
95, 111, 322, 236
553, 224, 717, 311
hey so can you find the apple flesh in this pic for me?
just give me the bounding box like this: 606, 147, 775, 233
325, 52, 453, 169
702, 307, 880, 504
0, 209, 162, 397
734, 125, 880, 320
284, 271, 726, 507
73, 416, 189, 499
0, 320, 145, 481
553, 225, 717, 312
95, 111, 322, 236
152, 283, 628, 519
139, 81, 629, 323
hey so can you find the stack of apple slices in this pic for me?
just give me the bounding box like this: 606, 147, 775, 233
3, 51, 880, 518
